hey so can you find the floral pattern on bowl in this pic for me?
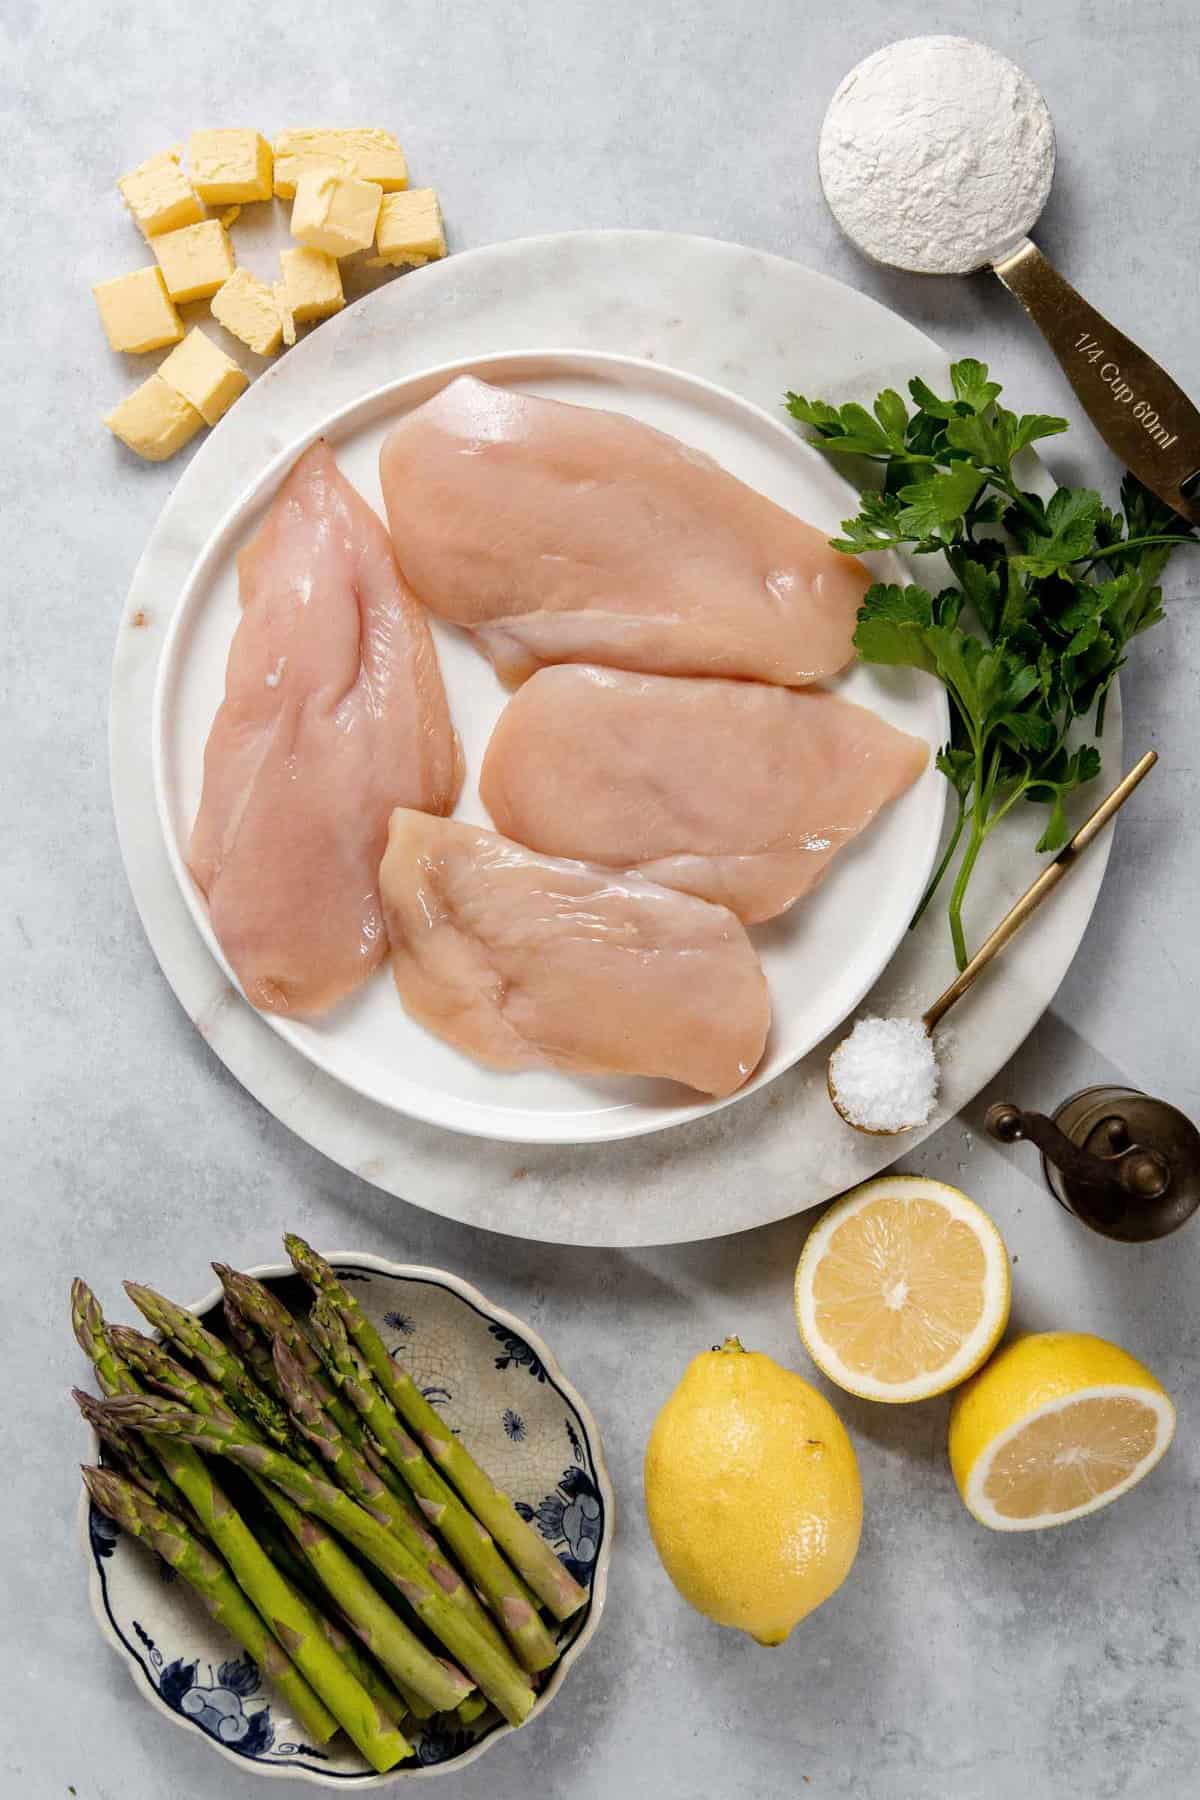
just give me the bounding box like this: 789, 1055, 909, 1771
80, 1253, 614, 1785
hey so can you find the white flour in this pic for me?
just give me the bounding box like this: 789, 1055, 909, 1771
818, 36, 1056, 275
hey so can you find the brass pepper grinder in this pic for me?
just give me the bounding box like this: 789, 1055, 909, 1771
985, 1087, 1200, 1241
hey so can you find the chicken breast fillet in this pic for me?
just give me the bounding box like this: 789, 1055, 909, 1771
480, 666, 929, 923
379, 811, 771, 1097
189, 441, 462, 1016
378, 376, 869, 687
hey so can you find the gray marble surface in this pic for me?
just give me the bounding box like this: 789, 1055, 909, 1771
4, 2, 1199, 1796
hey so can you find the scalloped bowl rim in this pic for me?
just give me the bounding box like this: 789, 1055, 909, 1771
78, 1251, 615, 1786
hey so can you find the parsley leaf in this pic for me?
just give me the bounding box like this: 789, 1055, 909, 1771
787, 359, 1197, 966
1009, 488, 1104, 576
896, 463, 986, 538
951, 358, 1003, 413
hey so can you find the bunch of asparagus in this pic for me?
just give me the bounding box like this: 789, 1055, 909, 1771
73, 1235, 589, 1774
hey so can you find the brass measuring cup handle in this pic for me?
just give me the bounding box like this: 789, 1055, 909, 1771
993, 239, 1200, 526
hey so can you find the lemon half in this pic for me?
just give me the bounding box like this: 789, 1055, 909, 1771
794, 1175, 1011, 1403
949, 1331, 1175, 1531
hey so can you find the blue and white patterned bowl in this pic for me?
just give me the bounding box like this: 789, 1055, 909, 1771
79, 1253, 613, 1784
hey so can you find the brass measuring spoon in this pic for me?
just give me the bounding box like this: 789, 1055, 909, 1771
827, 751, 1157, 1134
819, 38, 1200, 526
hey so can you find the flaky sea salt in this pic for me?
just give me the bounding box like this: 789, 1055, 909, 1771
829, 1015, 939, 1132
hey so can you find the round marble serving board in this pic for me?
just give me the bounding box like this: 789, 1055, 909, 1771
110, 230, 1121, 1247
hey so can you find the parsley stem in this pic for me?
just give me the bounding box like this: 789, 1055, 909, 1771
909, 788, 968, 931
1081, 534, 1198, 562
989, 474, 1049, 535
982, 771, 1032, 836
948, 814, 987, 972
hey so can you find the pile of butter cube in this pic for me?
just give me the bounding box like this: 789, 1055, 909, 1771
96, 129, 446, 461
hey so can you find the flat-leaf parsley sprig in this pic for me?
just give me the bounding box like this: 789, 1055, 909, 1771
787, 359, 1196, 969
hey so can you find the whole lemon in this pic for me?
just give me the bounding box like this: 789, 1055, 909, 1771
643, 1336, 862, 1644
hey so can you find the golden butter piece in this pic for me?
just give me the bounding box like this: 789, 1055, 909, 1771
290, 169, 381, 257
373, 187, 447, 267
158, 327, 248, 425
153, 219, 235, 303
273, 127, 407, 198
188, 130, 273, 205
92, 266, 184, 354
118, 148, 206, 239
279, 247, 345, 323
211, 267, 283, 357
104, 373, 205, 460
273, 283, 297, 347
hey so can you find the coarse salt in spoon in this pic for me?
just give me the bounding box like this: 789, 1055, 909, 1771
827, 752, 1157, 1136
819, 36, 1200, 525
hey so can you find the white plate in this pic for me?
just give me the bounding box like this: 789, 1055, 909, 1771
153, 350, 948, 1145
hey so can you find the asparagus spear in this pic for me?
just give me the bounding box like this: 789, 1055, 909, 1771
133, 1438, 407, 1769
123, 1283, 293, 1447
215, 1268, 418, 1512
72, 1279, 142, 1399
284, 1237, 587, 1622
271, 1338, 516, 1666
82, 1467, 353, 1749
72, 1287, 217, 1546
80, 1338, 404, 1769
108, 1325, 471, 1715
73, 1386, 210, 1536
224, 1294, 281, 1392
310, 1296, 559, 1673
73, 1289, 349, 1748
213, 1266, 367, 1445
148, 1333, 448, 1719
247, 1506, 412, 1731
452, 1692, 491, 1727
102, 1395, 536, 1729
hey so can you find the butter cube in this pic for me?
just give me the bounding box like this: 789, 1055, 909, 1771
104, 373, 204, 461
273, 283, 297, 347
211, 267, 283, 357
279, 246, 345, 323
273, 127, 408, 198
152, 219, 235, 302
374, 188, 447, 267
290, 169, 381, 257
158, 327, 248, 425
118, 148, 205, 239
92, 266, 184, 353
187, 129, 274, 204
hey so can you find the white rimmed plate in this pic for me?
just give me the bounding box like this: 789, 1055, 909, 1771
152, 349, 947, 1144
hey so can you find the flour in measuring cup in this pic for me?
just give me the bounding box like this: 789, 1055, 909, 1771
818, 36, 1056, 276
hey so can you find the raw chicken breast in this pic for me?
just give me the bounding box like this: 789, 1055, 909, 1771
189, 441, 462, 1016
378, 376, 869, 687
480, 666, 929, 924
378, 811, 771, 1097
